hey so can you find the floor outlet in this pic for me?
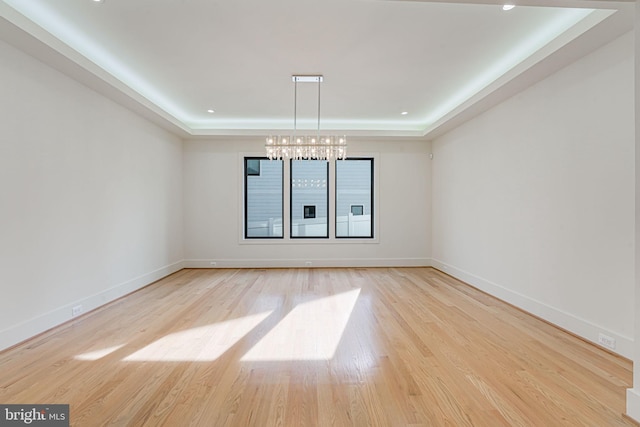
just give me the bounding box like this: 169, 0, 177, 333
72, 305, 83, 317
597, 333, 616, 350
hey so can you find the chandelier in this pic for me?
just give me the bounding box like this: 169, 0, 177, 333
266, 75, 347, 161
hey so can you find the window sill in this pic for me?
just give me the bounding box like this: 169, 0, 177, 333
239, 237, 379, 245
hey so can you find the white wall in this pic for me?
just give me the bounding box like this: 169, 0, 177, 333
0, 39, 184, 351
183, 139, 431, 267
432, 31, 635, 358
628, 0, 640, 420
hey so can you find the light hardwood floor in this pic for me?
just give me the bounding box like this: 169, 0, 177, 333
0, 268, 634, 426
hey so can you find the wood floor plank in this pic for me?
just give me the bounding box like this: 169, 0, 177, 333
0, 267, 634, 426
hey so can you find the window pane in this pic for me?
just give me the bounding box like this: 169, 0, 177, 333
291, 160, 328, 238
246, 159, 261, 176
245, 158, 283, 238
336, 159, 373, 238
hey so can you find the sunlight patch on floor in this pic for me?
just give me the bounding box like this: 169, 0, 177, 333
241, 288, 361, 361
122, 311, 272, 362
75, 345, 125, 361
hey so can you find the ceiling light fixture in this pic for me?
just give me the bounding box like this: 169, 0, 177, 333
266, 75, 346, 161
401, 111, 408, 115
207, 109, 215, 113
502, 4, 515, 11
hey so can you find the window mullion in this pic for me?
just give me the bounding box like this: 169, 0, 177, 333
328, 159, 336, 239
284, 159, 291, 239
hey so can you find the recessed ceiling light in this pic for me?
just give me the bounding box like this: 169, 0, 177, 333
92, 0, 104, 3
502, 4, 515, 11
401, 111, 408, 115
207, 109, 215, 113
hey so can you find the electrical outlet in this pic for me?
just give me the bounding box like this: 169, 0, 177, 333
72, 305, 83, 317
305, 261, 312, 266
210, 261, 217, 267
598, 333, 616, 350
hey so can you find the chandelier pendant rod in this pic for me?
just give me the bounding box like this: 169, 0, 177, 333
265, 75, 346, 161
317, 77, 321, 143
293, 77, 298, 142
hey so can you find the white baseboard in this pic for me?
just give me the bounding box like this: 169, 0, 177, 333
430, 258, 633, 359
0, 260, 184, 352
183, 258, 432, 269
627, 388, 640, 422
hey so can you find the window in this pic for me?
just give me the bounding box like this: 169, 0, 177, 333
336, 158, 373, 238
303, 205, 316, 219
291, 160, 328, 238
246, 159, 261, 176
244, 158, 283, 238
350, 205, 364, 216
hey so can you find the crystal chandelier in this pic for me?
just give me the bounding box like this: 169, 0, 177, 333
266, 75, 347, 161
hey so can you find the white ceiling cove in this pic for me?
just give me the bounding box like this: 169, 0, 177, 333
0, 0, 633, 139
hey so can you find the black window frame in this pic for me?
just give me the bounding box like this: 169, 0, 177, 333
335, 157, 374, 239
290, 159, 329, 239
244, 157, 284, 239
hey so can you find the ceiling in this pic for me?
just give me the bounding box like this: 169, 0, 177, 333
0, 0, 633, 139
